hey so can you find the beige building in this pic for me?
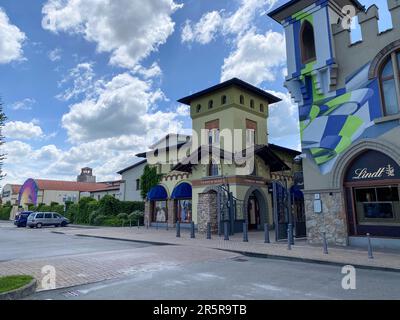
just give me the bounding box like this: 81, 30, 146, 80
138, 78, 303, 235
1, 184, 21, 206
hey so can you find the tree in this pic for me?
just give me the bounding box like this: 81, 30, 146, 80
0, 99, 6, 181
140, 165, 162, 200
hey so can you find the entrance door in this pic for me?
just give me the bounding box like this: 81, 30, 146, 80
247, 196, 260, 230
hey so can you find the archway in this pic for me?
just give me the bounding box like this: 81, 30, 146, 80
343, 149, 400, 238
244, 187, 268, 231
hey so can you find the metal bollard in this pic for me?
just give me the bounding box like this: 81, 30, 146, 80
207, 223, 211, 240
287, 224, 293, 250
224, 222, 229, 241
176, 221, 181, 238
166, 222, 169, 231
137, 220, 140, 229
243, 223, 248, 242
264, 223, 270, 244
191, 221, 195, 239
367, 233, 374, 259
322, 232, 328, 254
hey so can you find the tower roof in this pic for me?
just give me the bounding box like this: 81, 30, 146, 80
268, 0, 365, 23
177, 78, 281, 106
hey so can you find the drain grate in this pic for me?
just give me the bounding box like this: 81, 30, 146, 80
63, 290, 80, 298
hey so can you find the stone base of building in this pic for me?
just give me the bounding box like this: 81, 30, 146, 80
304, 190, 348, 246
197, 192, 218, 234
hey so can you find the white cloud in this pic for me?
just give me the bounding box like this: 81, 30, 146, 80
176, 104, 190, 117
182, 11, 223, 44
267, 90, 300, 141
133, 62, 162, 80
57, 62, 97, 101
221, 30, 286, 85
0, 8, 26, 64
10, 98, 36, 110
61, 72, 179, 142
3, 121, 44, 140
42, 0, 183, 69
181, 0, 277, 45
48, 47, 62, 61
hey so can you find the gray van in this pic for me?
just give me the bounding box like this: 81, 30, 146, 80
27, 212, 69, 228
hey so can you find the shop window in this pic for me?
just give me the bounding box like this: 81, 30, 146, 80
380, 51, 400, 116
221, 95, 227, 105
177, 199, 192, 223
354, 186, 399, 223
240, 95, 245, 105
153, 201, 168, 222
300, 21, 316, 64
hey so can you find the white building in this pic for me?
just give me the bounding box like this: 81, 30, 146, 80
117, 160, 147, 202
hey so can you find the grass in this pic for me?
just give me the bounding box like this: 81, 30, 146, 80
0, 275, 34, 294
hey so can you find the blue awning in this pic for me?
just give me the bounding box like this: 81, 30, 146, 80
171, 183, 192, 199
147, 185, 168, 201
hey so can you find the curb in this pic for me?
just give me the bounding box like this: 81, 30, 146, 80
0, 279, 37, 300
52, 232, 400, 273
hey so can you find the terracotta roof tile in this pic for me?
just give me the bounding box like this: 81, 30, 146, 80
35, 179, 110, 192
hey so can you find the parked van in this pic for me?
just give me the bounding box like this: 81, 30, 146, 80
14, 211, 34, 228
27, 212, 69, 228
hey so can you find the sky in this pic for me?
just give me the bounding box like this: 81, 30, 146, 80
0, 0, 393, 187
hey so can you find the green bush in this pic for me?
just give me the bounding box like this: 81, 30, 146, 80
118, 201, 144, 215
65, 203, 79, 223
93, 214, 107, 226
128, 210, 144, 225
102, 217, 124, 227
0, 206, 12, 220
75, 197, 98, 224
98, 195, 120, 216
89, 209, 101, 225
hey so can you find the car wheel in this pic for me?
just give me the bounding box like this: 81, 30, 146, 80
61, 222, 67, 227
36, 223, 43, 229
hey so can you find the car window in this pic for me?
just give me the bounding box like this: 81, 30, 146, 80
54, 214, 61, 218
36, 213, 44, 219
45, 213, 52, 219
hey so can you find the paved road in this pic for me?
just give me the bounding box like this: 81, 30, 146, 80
1, 221, 399, 300
0, 222, 149, 261
31, 256, 400, 300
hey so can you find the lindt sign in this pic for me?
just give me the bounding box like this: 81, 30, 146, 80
352, 165, 395, 180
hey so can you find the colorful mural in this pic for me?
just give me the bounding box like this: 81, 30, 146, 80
18, 178, 38, 206
286, 6, 398, 174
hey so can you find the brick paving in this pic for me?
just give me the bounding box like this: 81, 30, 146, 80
0, 244, 239, 291
58, 226, 400, 272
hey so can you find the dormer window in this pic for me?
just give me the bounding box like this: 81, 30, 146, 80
221, 95, 227, 105
300, 21, 316, 64
250, 99, 255, 109
240, 95, 245, 105
208, 100, 214, 109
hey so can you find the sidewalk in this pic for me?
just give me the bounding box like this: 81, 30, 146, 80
55, 226, 400, 272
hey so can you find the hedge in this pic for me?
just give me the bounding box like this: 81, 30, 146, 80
0, 206, 12, 220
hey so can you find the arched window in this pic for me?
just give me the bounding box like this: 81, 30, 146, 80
240, 95, 245, 105
221, 95, 227, 105
250, 99, 254, 109
300, 21, 316, 64
208, 100, 214, 109
380, 51, 400, 116
260, 104, 265, 113
196, 104, 202, 113
208, 159, 219, 177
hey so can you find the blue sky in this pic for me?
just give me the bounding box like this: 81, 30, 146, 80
0, 0, 393, 186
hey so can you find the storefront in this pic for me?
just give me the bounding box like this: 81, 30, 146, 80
147, 185, 168, 224
171, 182, 192, 224
344, 150, 400, 238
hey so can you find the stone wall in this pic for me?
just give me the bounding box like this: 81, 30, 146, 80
304, 191, 348, 246
144, 201, 151, 227
197, 192, 218, 234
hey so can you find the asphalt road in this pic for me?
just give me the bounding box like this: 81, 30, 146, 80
1, 221, 399, 300
0, 222, 150, 261
31, 255, 400, 300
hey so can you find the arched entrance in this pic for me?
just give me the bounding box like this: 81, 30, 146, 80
344, 150, 400, 238
244, 188, 268, 231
